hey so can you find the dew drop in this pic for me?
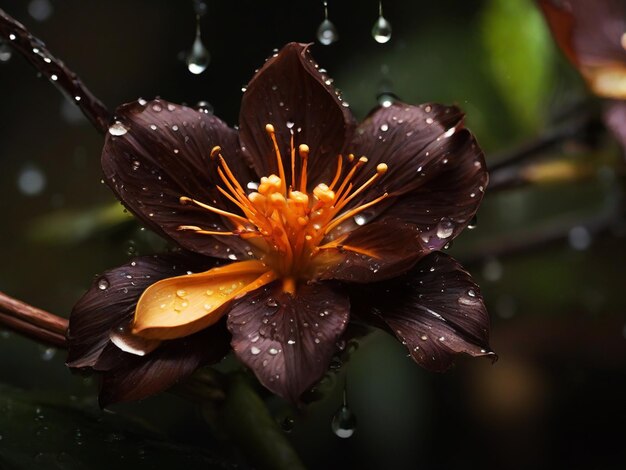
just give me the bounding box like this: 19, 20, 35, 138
380, 123, 389, 132
372, 2, 392, 44
467, 289, 476, 297
377, 92, 396, 108
436, 217, 454, 239
108, 121, 128, 136
317, 2, 338, 46
266, 297, 278, 308
250, 346, 261, 355
287, 339, 296, 345
97, 278, 109, 290
268, 347, 279, 355
186, 18, 210, 75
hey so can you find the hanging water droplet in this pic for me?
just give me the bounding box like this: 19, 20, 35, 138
186, 17, 210, 75
468, 215, 478, 230
436, 217, 454, 239
317, 2, 338, 45
317, 19, 338, 45
331, 387, 356, 438
0, 42, 12, 63
372, 2, 392, 44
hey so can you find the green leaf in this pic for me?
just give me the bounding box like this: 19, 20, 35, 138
0, 384, 240, 470
481, 0, 554, 133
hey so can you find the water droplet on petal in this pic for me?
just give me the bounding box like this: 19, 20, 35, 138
468, 215, 478, 230
266, 297, 278, 308
317, 19, 338, 45
436, 217, 454, 239
250, 346, 261, 355
377, 92, 397, 108
331, 406, 356, 438
108, 121, 128, 136
98, 278, 109, 290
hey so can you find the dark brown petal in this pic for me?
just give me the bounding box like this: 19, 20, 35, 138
98, 321, 230, 407
227, 281, 350, 402
344, 103, 487, 251
604, 99, 626, 153
102, 98, 254, 259
239, 43, 354, 189
315, 220, 426, 283
351, 252, 494, 372
66, 252, 220, 369
538, 0, 626, 99
538, 0, 626, 66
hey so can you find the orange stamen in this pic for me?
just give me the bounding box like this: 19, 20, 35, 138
265, 124, 287, 194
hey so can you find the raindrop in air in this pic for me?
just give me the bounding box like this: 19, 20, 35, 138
17, 164, 46, 196
372, 2, 392, 44
28, 0, 53, 22
568, 225, 592, 251
186, 16, 210, 75
316, 2, 338, 45
331, 388, 356, 438
0, 42, 12, 63
192, 0, 208, 17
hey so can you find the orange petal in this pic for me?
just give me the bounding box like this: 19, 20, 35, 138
132, 260, 276, 340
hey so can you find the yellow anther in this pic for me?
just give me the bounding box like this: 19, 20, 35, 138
298, 144, 310, 156
359, 156, 368, 164
210, 146, 222, 159
313, 184, 335, 203
265, 123, 275, 134
377, 163, 388, 174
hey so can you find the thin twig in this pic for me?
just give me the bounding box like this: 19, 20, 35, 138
462, 210, 618, 267
0, 291, 68, 348
0, 8, 111, 134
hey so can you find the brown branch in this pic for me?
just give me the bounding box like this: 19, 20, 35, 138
0, 8, 111, 134
0, 291, 68, 348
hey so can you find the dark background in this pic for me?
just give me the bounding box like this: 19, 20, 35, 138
1, 0, 626, 469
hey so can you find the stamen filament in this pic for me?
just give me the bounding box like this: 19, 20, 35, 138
265, 124, 287, 194
334, 163, 388, 212
179, 196, 251, 227
328, 154, 344, 191
299, 144, 309, 193
324, 192, 389, 234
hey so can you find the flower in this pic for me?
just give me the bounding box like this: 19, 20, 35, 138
537, 0, 626, 150
66, 42, 493, 406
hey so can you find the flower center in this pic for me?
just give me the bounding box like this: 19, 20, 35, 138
178, 123, 388, 293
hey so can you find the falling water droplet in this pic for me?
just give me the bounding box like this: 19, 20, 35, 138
316, 2, 338, 45
0, 42, 12, 63
186, 16, 210, 75
331, 387, 356, 438
468, 215, 478, 230
372, 2, 392, 44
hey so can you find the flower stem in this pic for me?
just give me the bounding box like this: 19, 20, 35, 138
0, 8, 111, 134
0, 291, 68, 348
